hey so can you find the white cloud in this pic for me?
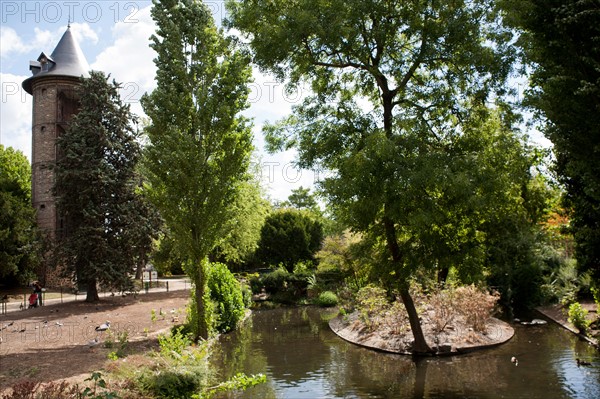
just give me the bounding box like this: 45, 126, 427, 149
0, 27, 26, 58
0, 73, 32, 160
68, 23, 99, 46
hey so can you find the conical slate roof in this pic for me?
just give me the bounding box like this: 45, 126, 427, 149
22, 26, 90, 94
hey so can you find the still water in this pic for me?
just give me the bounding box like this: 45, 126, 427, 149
210, 307, 600, 399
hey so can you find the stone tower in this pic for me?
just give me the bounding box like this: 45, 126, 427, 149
22, 26, 90, 286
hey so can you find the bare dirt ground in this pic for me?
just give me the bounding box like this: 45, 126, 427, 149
0, 290, 189, 392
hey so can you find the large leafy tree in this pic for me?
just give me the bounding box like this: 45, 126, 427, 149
502, 0, 600, 282
54, 71, 145, 302
255, 208, 323, 271
227, 0, 517, 353
141, 0, 254, 339
0, 145, 40, 285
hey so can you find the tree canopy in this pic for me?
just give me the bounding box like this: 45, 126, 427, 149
0, 145, 40, 285
281, 186, 320, 213
211, 169, 271, 270
502, 0, 600, 282
142, 0, 254, 339
227, 0, 524, 353
255, 208, 324, 271
53, 71, 146, 301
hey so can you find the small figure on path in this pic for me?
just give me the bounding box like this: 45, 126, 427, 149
32, 281, 43, 307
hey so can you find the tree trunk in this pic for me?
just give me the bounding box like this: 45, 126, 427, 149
86, 278, 99, 302
399, 287, 432, 354
437, 267, 449, 286
135, 251, 145, 280
193, 258, 210, 340
383, 215, 433, 354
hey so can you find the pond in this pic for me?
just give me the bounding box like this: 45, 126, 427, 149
210, 307, 600, 399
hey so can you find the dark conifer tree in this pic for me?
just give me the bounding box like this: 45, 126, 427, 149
53, 71, 149, 302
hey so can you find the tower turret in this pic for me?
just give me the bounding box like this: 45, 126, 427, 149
22, 26, 89, 286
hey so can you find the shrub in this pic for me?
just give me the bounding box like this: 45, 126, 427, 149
454, 285, 499, 332
429, 287, 458, 332
207, 262, 246, 333
141, 369, 203, 399
568, 302, 591, 334
260, 267, 291, 294
159, 327, 194, 358
139, 329, 212, 399
257, 268, 311, 303
240, 282, 253, 308
315, 291, 338, 307
592, 287, 600, 315
356, 285, 389, 330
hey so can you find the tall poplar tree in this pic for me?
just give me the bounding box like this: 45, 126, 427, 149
227, 0, 518, 353
142, 0, 254, 339
54, 71, 144, 302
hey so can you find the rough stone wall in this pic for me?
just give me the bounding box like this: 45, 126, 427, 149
31, 76, 80, 288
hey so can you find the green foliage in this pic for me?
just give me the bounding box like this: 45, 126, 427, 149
255, 209, 324, 272
355, 285, 389, 330
81, 372, 120, 399
503, 0, 600, 281
568, 302, 591, 335
280, 186, 321, 214
184, 276, 214, 341
207, 262, 246, 333
104, 330, 129, 359
53, 71, 149, 301
541, 258, 587, 306
158, 326, 194, 358
259, 268, 310, 297
152, 233, 186, 276
240, 282, 253, 308
198, 373, 267, 399
248, 267, 313, 304
0, 145, 41, 285
315, 291, 339, 307
142, 0, 254, 339
138, 328, 211, 399
592, 287, 600, 315
211, 175, 271, 270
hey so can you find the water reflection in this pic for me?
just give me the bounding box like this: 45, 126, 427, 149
210, 307, 600, 398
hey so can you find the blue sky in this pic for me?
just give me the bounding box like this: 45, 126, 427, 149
0, 0, 319, 202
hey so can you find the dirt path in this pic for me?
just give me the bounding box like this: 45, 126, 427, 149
0, 290, 190, 391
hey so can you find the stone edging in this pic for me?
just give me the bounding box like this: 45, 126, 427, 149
329, 313, 514, 356
536, 305, 599, 349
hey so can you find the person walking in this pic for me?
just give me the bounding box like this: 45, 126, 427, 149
33, 281, 43, 307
